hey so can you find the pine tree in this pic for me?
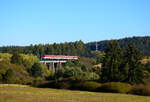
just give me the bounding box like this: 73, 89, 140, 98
124, 43, 145, 84
30, 62, 43, 77
101, 41, 124, 82
11, 52, 23, 65
4, 69, 14, 83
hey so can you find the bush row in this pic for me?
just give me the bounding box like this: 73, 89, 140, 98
130, 84, 150, 96
38, 80, 150, 96
38, 79, 131, 94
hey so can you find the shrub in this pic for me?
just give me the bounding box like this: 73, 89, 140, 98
14, 77, 23, 84
97, 82, 132, 93
11, 52, 23, 65
41, 64, 52, 78
130, 84, 150, 96
20, 54, 39, 68
80, 72, 100, 80
63, 67, 83, 78
14, 77, 34, 85
54, 67, 84, 80
69, 76, 88, 82
54, 67, 100, 81
32, 77, 44, 87
0, 53, 12, 62
4, 69, 14, 83
55, 82, 72, 89
0, 74, 3, 81
72, 81, 101, 91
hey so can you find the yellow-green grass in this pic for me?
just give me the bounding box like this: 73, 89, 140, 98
0, 84, 150, 102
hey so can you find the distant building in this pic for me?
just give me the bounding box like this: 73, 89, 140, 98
40, 55, 78, 72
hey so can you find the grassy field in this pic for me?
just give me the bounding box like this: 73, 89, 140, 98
0, 84, 150, 102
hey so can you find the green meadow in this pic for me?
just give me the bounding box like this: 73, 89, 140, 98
0, 84, 150, 102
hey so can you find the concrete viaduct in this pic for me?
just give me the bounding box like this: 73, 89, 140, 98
40, 55, 78, 72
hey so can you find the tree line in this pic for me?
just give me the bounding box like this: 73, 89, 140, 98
0, 40, 92, 58
1, 36, 150, 58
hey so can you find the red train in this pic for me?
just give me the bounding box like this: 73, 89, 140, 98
42, 55, 78, 60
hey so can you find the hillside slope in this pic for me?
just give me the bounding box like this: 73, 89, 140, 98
88, 36, 150, 56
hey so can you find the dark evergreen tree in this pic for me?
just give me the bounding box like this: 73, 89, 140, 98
123, 43, 145, 84
96, 52, 105, 64
4, 69, 14, 83
39, 44, 45, 58
33, 45, 40, 58
100, 40, 124, 82
30, 62, 43, 77
11, 52, 23, 65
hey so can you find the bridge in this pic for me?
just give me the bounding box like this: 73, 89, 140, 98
40, 55, 78, 72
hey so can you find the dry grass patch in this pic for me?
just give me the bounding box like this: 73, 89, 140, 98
0, 84, 150, 102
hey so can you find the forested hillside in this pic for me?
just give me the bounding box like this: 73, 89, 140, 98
88, 36, 150, 56
1, 36, 150, 57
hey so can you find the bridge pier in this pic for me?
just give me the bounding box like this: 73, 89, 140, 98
57, 62, 62, 70
47, 62, 62, 72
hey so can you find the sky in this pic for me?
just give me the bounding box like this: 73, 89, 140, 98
0, 0, 150, 46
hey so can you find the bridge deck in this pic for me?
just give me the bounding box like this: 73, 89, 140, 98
40, 60, 67, 63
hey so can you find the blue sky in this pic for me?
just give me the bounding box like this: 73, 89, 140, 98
0, 0, 150, 46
